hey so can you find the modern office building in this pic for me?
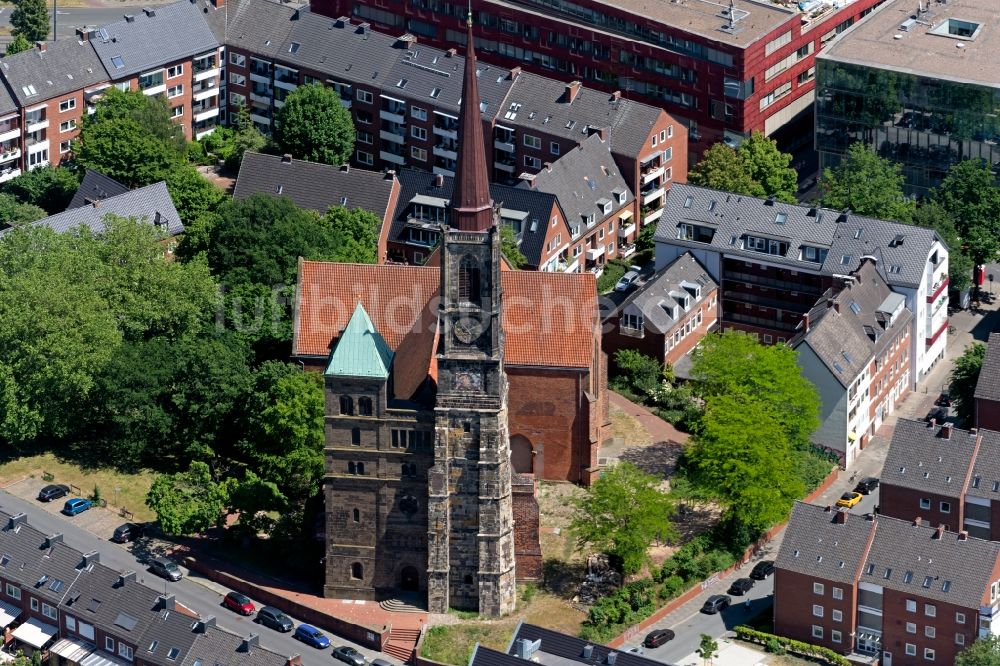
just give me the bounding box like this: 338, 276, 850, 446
816, 0, 1000, 195
309, 0, 886, 158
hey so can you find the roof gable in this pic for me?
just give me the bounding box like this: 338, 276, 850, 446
974, 333, 1000, 403
325, 302, 394, 379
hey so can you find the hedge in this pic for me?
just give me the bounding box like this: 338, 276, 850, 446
735, 626, 851, 666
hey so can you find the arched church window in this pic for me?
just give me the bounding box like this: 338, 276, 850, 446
340, 396, 354, 415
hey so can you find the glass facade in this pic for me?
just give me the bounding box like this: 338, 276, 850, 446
815, 59, 1000, 195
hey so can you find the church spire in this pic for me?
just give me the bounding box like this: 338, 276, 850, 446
450, 8, 494, 232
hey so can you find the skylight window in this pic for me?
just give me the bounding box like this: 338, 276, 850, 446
884, 568, 892, 579
504, 102, 521, 120
841, 255, 852, 265
49, 579, 64, 593
111, 56, 125, 70
842, 351, 852, 364
87, 598, 101, 613
429, 87, 441, 98
396, 78, 407, 88
21, 84, 37, 97
708, 200, 717, 212
288, 42, 300, 54
854, 227, 864, 239
992, 481, 999, 492
903, 571, 913, 584
889, 265, 902, 274
684, 196, 693, 208
922, 576, 933, 588
774, 212, 787, 224
833, 361, 845, 374
849, 301, 861, 314
0, 554, 9, 567
865, 563, 875, 574
149, 641, 159, 653
973, 476, 981, 488
167, 648, 180, 660
942, 580, 951, 592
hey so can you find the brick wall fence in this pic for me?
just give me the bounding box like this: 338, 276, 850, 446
181, 555, 390, 652
607, 468, 840, 648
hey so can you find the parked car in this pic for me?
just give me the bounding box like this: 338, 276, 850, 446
749, 560, 775, 580
614, 269, 641, 293
728, 577, 755, 596
149, 557, 183, 582
854, 477, 880, 495
294, 624, 331, 649
223, 591, 255, 616
836, 492, 863, 509
371, 660, 394, 666
61, 498, 93, 516
331, 646, 366, 666
112, 523, 144, 543
256, 606, 294, 632
926, 406, 948, 422
643, 629, 675, 648
701, 595, 731, 614
936, 392, 952, 407
626, 646, 645, 655
37, 484, 70, 503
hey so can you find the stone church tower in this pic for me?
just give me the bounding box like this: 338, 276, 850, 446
425, 13, 517, 617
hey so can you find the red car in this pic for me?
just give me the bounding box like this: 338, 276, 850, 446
223, 591, 255, 615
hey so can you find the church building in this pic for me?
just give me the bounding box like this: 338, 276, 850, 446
291, 15, 608, 616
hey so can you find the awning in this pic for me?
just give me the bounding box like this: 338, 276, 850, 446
0, 599, 21, 628
409, 194, 449, 208
80, 651, 131, 666
619, 209, 634, 220
12, 617, 58, 648
50, 637, 95, 662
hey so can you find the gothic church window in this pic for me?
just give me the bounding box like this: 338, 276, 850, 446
351, 428, 361, 445
458, 255, 481, 304
352, 508, 360, 522
348, 461, 365, 475
358, 397, 373, 416
351, 563, 363, 579
340, 396, 354, 415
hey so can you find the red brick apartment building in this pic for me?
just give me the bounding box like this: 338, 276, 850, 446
603, 251, 720, 369
223, 0, 685, 229
775, 501, 1000, 664
975, 333, 1000, 431
309, 0, 885, 157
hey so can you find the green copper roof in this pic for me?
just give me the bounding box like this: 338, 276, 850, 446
325, 302, 394, 379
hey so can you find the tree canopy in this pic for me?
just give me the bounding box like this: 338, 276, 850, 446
5, 34, 33, 56
146, 461, 228, 535
688, 144, 762, 198
273, 83, 356, 166
950, 342, 986, 425
2, 166, 80, 214
0, 193, 46, 229
688, 133, 797, 202
10, 0, 48, 42
571, 461, 675, 575
820, 142, 915, 222
957, 636, 1000, 666
934, 159, 1000, 265
500, 224, 526, 269
911, 202, 973, 292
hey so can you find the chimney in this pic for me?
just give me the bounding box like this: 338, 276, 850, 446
44, 534, 63, 549
240, 634, 260, 653
606, 652, 618, 666
76, 27, 89, 41
933, 524, 945, 539
834, 508, 848, 524
446, 48, 457, 57
582, 646, 594, 660
832, 301, 840, 313
339, 164, 350, 172
587, 126, 608, 141
866, 512, 876, 521
384, 169, 396, 180
142, 7, 156, 17
914, 517, 923, 527
929, 418, 937, 428
35, 42, 46, 52
837, 209, 851, 223
356, 22, 370, 34
91, 199, 101, 208
118, 570, 137, 586
434, 173, 444, 187
286, 656, 302, 666
281, 154, 292, 164
941, 423, 953, 439
159, 594, 175, 611
543, 162, 552, 172
564, 80, 582, 104
211, 0, 224, 7
81, 551, 100, 568
959, 530, 969, 541
508, 66, 521, 80
124, 13, 135, 22
825, 505, 833, 513
196, 616, 216, 633
970, 428, 979, 436
394, 34, 416, 49
764, 195, 775, 206
6, 513, 26, 530
803, 311, 810, 333
611, 90, 622, 101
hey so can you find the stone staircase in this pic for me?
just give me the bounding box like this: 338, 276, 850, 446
382, 627, 421, 664
378, 598, 425, 614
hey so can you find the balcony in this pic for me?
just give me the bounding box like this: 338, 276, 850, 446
249, 91, 272, 104
380, 109, 405, 125
26, 118, 48, 133
433, 144, 457, 160
195, 127, 217, 140
432, 165, 455, 177
380, 150, 406, 166
433, 125, 458, 139
379, 130, 405, 144
619, 222, 636, 239
642, 186, 665, 206
586, 246, 605, 261
249, 70, 271, 84
494, 138, 515, 152
0, 166, 20, 183
250, 113, 270, 126
26, 136, 48, 151
0, 148, 21, 163
588, 265, 604, 279
642, 165, 665, 185
495, 160, 515, 173
0, 126, 19, 143
273, 99, 285, 109
927, 276, 949, 303
926, 319, 949, 347
194, 107, 220, 123
643, 207, 663, 225
620, 243, 637, 258
193, 56, 219, 82
193, 87, 219, 103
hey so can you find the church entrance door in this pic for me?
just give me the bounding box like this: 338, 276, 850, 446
400, 566, 419, 591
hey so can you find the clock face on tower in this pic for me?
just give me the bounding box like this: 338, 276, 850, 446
453, 314, 485, 345
453, 368, 483, 392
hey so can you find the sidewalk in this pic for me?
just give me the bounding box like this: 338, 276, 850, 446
607, 391, 690, 446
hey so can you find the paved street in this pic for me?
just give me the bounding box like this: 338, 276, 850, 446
0, 5, 149, 40
0, 488, 392, 666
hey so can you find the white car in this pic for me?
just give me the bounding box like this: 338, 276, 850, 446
614, 269, 641, 292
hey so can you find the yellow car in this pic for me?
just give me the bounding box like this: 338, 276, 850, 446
836, 492, 863, 508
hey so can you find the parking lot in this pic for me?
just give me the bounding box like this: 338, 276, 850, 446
5, 476, 128, 539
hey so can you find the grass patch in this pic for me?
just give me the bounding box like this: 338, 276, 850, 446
0, 453, 157, 521
421, 623, 514, 665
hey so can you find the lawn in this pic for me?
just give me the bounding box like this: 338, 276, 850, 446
0, 453, 157, 521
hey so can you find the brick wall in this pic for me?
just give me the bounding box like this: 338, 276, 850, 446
976, 398, 1000, 431
511, 474, 542, 581
879, 485, 962, 533
880, 588, 975, 665
773, 568, 857, 653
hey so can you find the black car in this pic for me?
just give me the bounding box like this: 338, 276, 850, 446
728, 577, 754, 596
701, 595, 731, 614
149, 556, 183, 582
854, 477, 880, 495
643, 629, 675, 648
112, 523, 144, 543
331, 646, 366, 666
256, 606, 294, 632
927, 406, 948, 422
37, 484, 70, 502
936, 392, 952, 407
749, 560, 775, 580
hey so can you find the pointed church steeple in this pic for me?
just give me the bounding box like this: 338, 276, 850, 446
450, 10, 494, 232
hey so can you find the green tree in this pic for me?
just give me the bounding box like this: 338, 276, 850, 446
688, 144, 763, 197
820, 142, 915, 222
737, 131, 798, 202
950, 342, 986, 425
934, 159, 1000, 265
912, 202, 973, 292
690, 331, 820, 449
697, 635, 719, 666
88, 88, 186, 160
570, 461, 675, 575
225, 470, 286, 535
5, 34, 33, 56
957, 635, 1000, 666
0, 193, 46, 229
77, 118, 179, 187
10, 0, 48, 42
500, 224, 526, 269
325, 205, 381, 264
612, 349, 669, 396
273, 83, 356, 166
224, 106, 267, 173
165, 166, 226, 227
2, 166, 80, 214
146, 461, 229, 535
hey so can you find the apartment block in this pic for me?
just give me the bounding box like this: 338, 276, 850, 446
223, 0, 685, 217
775, 501, 1000, 664
653, 183, 949, 389
309, 0, 885, 157
790, 259, 911, 465
974, 333, 1000, 431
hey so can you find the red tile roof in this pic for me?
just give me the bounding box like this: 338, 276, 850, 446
294, 260, 598, 370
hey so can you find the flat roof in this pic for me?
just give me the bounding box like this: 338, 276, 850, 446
491, 0, 796, 48
818, 0, 1000, 88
